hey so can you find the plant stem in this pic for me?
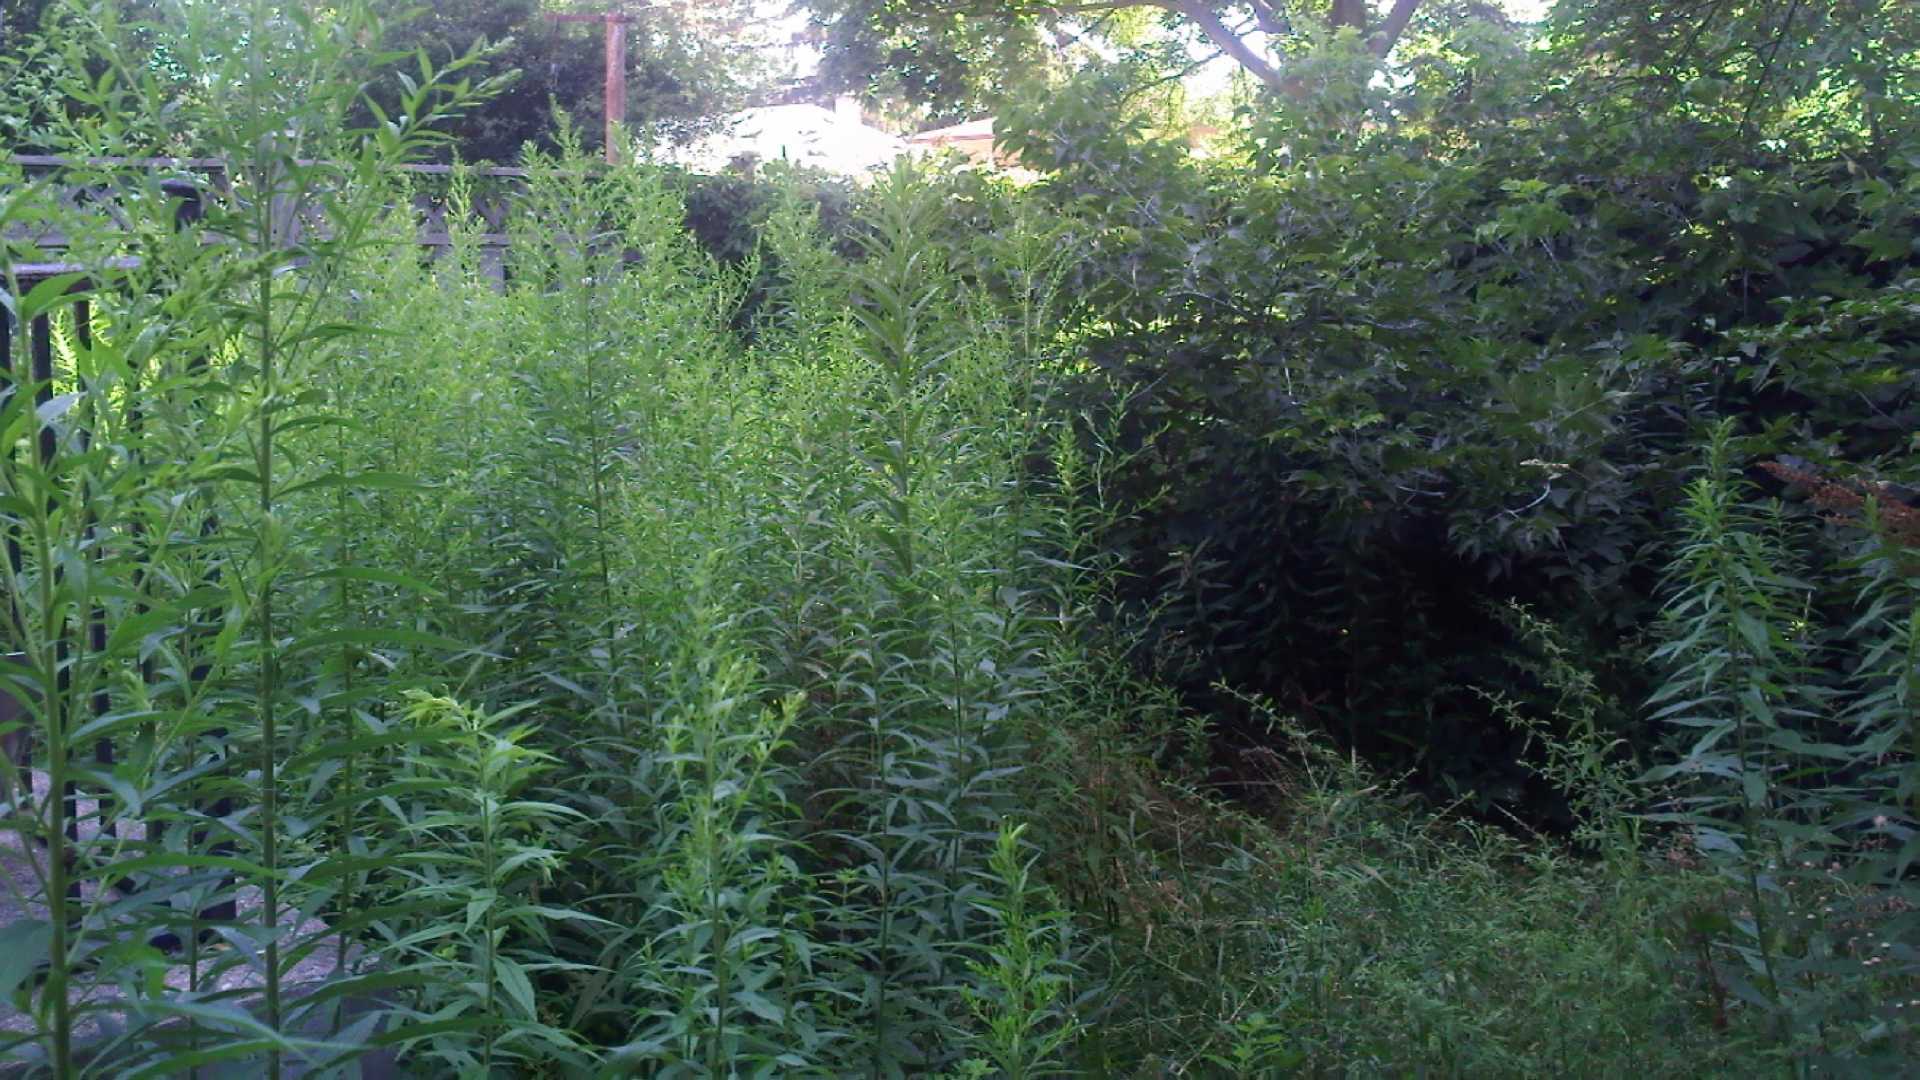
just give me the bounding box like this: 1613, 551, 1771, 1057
482, 760, 498, 1074
39, 527, 71, 1077
255, 172, 284, 1080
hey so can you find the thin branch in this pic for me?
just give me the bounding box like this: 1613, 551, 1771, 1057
1740, 0, 1801, 135
1034, 1, 1161, 14
1121, 44, 1229, 103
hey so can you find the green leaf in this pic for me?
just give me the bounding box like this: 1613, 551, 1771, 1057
286, 627, 465, 655
0, 919, 50, 999
35, 392, 78, 424
466, 890, 496, 932
1733, 609, 1771, 656
733, 989, 786, 1023
17, 272, 89, 320
291, 565, 443, 596
495, 955, 538, 1020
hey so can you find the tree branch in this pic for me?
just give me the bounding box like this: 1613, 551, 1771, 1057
1167, 0, 1287, 88
1369, 0, 1422, 57
1034, 1, 1161, 14
1244, 0, 1292, 37
1122, 43, 1229, 104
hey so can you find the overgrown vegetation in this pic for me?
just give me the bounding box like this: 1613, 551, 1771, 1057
0, 0, 1916, 1076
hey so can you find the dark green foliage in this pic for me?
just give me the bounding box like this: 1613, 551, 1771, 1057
974, 3, 1919, 814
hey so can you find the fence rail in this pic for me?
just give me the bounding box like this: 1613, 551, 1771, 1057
5, 154, 522, 280
8, 155, 531, 177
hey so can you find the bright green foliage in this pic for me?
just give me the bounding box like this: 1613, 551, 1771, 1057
384, 690, 593, 1074
957, 823, 1081, 1080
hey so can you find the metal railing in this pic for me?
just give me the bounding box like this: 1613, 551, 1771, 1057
0, 210, 234, 950
7, 155, 524, 282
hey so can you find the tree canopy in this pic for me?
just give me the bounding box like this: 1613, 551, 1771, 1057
365, 0, 779, 161
805, 0, 1441, 114
2, 0, 783, 161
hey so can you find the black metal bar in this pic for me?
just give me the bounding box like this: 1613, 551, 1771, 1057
73, 303, 109, 772
163, 177, 235, 943
30, 309, 52, 468
0, 304, 16, 579
148, 175, 235, 941
0, 311, 21, 778
117, 290, 179, 950
72, 303, 117, 870
193, 429, 236, 931
26, 305, 81, 893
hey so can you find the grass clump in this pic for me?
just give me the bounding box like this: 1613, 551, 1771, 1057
1018, 689, 1741, 1077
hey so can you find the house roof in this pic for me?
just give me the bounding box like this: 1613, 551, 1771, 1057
907, 118, 997, 145
668, 104, 907, 176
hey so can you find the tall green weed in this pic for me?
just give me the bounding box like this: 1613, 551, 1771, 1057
1643, 421, 1920, 1071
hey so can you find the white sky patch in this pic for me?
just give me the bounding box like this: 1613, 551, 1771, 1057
742, 0, 820, 83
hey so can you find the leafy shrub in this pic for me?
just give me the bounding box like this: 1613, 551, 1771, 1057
977, 9, 1920, 817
